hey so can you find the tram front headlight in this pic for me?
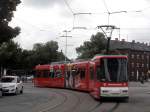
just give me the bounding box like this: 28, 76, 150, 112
122, 90, 128, 93
102, 90, 109, 93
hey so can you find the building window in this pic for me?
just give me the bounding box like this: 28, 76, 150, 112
131, 63, 134, 68
142, 55, 144, 59
142, 72, 144, 76
147, 55, 149, 60
131, 72, 134, 77
137, 55, 139, 59
147, 64, 149, 68
131, 54, 134, 59
142, 64, 144, 67
136, 63, 139, 67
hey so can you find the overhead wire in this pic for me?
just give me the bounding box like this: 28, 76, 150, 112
102, 0, 110, 13
62, 0, 150, 44
63, 0, 76, 29
63, 0, 74, 14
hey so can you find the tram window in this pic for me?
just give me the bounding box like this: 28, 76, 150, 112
90, 67, 94, 80
80, 69, 85, 79
43, 71, 49, 78
72, 69, 76, 76
96, 67, 101, 81
97, 59, 106, 81
36, 71, 42, 78
76, 69, 80, 75
50, 72, 55, 78
35, 72, 39, 78
65, 71, 70, 80
55, 70, 62, 78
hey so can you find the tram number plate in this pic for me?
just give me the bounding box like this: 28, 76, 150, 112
111, 90, 120, 94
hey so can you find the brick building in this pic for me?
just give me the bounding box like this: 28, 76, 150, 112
110, 38, 150, 81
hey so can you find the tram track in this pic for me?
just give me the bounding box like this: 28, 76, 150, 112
107, 103, 120, 112
62, 90, 82, 112
32, 90, 68, 112
33, 88, 120, 112
34, 89, 83, 112
87, 102, 120, 112
87, 103, 103, 112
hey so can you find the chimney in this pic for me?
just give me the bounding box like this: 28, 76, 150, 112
122, 39, 125, 42
137, 42, 140, 44
115, 38, 118, 41
132, 40, 135, 43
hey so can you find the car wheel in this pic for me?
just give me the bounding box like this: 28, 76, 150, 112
15, 88, 18, 95
0, 90, 2, 97
20, 87, 23, 94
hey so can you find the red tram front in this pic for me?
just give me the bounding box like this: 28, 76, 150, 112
90, 55, 129, 100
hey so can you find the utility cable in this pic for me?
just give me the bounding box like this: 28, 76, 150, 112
63, 0, 74, 14
102, 0, 110, 13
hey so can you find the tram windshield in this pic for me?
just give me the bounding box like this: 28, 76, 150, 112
97, 58, 128, 82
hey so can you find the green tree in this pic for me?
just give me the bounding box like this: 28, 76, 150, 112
76, 32, 107, 59
28, 40, 65, 68
0, 40, 66, 72
0, 40, 22, 69
0, 0, 21, 44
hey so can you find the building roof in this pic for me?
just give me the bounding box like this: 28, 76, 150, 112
92, 54, 127, 60
110, 39, 150, 52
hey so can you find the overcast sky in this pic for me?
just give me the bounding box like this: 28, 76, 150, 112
10, 0, 150, 59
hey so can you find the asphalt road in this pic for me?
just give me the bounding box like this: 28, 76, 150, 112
0, 82, 150, 112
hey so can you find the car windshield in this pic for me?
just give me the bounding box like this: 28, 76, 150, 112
1, 77, 16, 83
97, 58, 128, 82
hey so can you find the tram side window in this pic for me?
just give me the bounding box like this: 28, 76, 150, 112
96, 66, 101, 81
80, 68, 85, 79
90, 67, 94, 80
43, 71, 49, 78
55, 70, 62, 78
67, 71, 70, 78
36, 71, 42, 78
72, 69, 76, 77
35, 72, 38, 78
76, 69, 80, 76
98, 60, 106, 81
50, 71, 55, 78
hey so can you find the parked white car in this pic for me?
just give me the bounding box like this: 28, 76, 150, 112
0, 76, 23, 95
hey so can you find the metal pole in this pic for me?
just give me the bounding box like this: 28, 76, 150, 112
65, 30, 67, 63
97, 25, 117, 54
106, 37, 111, 54
60, 30, 72, 63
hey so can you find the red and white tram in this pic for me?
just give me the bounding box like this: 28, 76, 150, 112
34, 54, 129, 100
